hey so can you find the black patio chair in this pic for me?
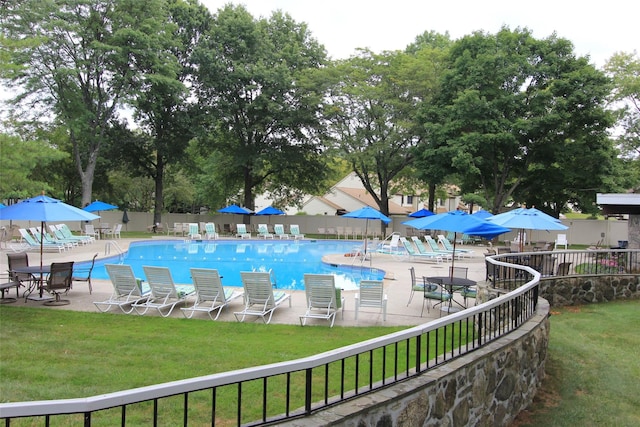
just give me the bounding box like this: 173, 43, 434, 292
72, 253, 98, 294
7, 252, 33, 298
43, 262, 74, 306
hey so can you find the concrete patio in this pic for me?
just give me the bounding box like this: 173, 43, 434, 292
0, 237, 490, 327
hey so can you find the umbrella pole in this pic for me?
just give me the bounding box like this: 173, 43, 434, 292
520, 229, 524, 252
363, 219, 369, 256
39, 221, 44, 298
451, 232, 456, 279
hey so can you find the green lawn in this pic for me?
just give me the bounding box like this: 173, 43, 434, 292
1, 302, 638, 425
513, 300, 640, 427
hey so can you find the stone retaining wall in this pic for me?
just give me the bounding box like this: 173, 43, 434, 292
281, 300, 550, 427
539, 274, 640, 306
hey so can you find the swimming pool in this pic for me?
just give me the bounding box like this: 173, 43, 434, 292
89, 240, 385, 291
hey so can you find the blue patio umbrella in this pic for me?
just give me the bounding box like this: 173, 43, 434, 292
472, 209, 493, 219
255, 206, 285, 226
0, 203, 6, 209
408, 208, 435, 218
487, 207, 568, 251
0, 194, 100, 294
403, 210, 511, 274
343, 206, 391, 254
83, 200, 118, 226
255, 206, 285, 216
83, 200, 118, 213
217, 204, 253, 215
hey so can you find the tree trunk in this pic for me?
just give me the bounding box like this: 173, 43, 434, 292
74, 134, 98, 208
428, 182, 436, 212
243, 169, 253, 225
153, 157, 165, 225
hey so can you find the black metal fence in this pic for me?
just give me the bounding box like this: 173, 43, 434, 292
2, 249, 634, 426
486, 249, 639, 291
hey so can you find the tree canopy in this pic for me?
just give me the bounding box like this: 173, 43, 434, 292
190, 5, 331, 212
320, 42, 449, 217
0, 3, 633, 217
0, 0, 172, 206
416, 27, 618, 216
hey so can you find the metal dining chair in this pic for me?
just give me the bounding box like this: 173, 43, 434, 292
43, 262, 74, 306
72, 253, 98, 294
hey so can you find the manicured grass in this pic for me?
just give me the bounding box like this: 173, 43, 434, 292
0, 306, 405, 402
513, 301, 640, 426
1, 306, 473, 424
2, 302, 637, 425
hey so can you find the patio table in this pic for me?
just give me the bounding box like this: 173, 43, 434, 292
11, 265, 52, 301
425, 276, 476, 313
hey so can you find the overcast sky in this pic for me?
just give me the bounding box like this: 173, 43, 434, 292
201, 0, 637, 67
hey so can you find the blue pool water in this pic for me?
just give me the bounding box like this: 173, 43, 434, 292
88, 240, 385, 291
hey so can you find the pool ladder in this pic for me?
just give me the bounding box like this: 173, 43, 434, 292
104, 240, 124, 260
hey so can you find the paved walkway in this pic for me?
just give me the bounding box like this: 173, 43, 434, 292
0, 237, 490, 327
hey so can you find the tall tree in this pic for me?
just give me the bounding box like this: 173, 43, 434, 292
321, 47, 442, 218
126, 0, 211, 222
407, 31, 453, 212
419, 27, 615, 215
0, 131, 67, 201
605, 51, 640, 191
191, 5, 330, 212
0, 0, 169, 206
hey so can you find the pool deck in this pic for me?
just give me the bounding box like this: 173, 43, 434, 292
1, 237, 490, 327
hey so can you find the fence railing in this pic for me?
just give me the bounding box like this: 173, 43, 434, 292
3, 249, 634, 425
485, 248, 639, 291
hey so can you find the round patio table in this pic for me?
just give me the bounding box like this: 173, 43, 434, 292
11, 265, 52, 300
424, 276, 476, 313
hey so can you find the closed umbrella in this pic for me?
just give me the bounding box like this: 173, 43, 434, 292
0, 194, 99, 298
487, 207, 568, 251
403, 210, 510, 275
343, 206, 391, 255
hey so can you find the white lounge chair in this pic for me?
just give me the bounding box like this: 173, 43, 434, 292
290, 224, 304, 240
19, 228, 65, 252
299, 274, 344, 327
274, 224, 289, 239
33, 227, 74, 249
204, 223, 218, 240
234, 271, 291, 323
46, 225, 80, 247
181, 268, 243, 320
355, 280, 387, 321
94, 264, 151, 314
257, 224, 274, 239
437, 235, 474, 258
411, 236, 452, 260
133, 266, 195, 317
187, 223, 201, 240
236, 224, 251, 239
57, 224, 93, 244
399, 237, 445, 263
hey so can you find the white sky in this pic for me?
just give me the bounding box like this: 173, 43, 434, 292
200, 0, 637, 67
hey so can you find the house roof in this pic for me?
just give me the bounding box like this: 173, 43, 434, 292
337, 187, 412, 215
305, 196, 342, 210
